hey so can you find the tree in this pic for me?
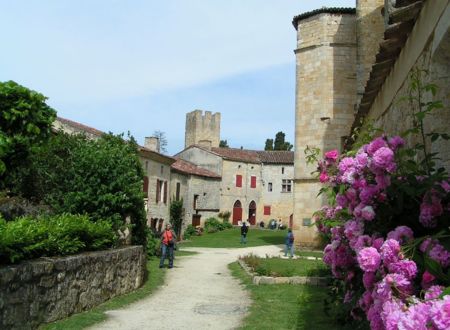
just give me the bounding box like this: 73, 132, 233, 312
264, 139, 274, 151
152, 130, 168, 154
12, 132, 148, 246
219, 140, 229, 148
170, 199, 183, 238
0, 81, 56, 180
274, 131, 293, 151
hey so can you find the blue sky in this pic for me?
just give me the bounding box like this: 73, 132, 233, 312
0, 0, 355, 154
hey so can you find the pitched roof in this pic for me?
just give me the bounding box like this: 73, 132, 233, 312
54, 117, 104, 137
54, 117, 175, 164
256, 151, 294, 164
292, 7, 356, 29
346, 0, 425, 149
210, 147, 261, 163
171, 158, 221, 179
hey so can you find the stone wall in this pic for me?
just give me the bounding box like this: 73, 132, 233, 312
367, 2, 450, 173
0, 246, 145, 330
185, 110, 221, 148
293, 11, 357, 247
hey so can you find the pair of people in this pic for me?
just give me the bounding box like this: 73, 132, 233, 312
159, 224, 177, 268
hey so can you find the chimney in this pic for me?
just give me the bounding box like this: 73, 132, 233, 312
145, 137, 160, 153
198, 139, 212, 151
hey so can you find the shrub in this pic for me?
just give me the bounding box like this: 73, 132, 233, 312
146, 230, 161, 257
0, 195, 50, 221
204, 217, 224, 233
10, 132, 147, 246
218, 211, 231, 223
0, 214, 116, 264
183, 225, 197, 240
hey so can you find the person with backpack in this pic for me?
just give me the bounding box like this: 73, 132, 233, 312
240, 221, 249, 244
159, 223, 177, 268
285, 228, 295, 258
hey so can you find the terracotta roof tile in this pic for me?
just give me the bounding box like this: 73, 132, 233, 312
171, 158, 221, 178
54, 117, 104, 137
210, 147, 260, 163
256, 151, 294, 164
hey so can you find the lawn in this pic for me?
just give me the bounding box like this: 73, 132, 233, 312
241, 255, 330, 277
180, 227, 286, 248
229, 262, 355, 330
41, 257, 166, 330
296, 250, 323, 259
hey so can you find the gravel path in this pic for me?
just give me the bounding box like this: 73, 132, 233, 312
89, 244, 284, 330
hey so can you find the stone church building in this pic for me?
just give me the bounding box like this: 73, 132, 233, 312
292, 1, 450, 246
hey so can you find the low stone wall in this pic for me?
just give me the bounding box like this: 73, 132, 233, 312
238, 259, 329, 286
0, 246, 146, 330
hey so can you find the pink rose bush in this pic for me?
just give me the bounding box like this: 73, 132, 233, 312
313, 135, 450, 329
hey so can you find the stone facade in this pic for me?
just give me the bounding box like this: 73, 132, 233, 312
0, 247, 145, 330
185, 110, 221, 148
293, 10, 357, 246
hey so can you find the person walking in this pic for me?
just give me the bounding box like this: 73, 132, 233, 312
240, 222, 249, 244
284, 228, 295, 258
159, 223, 177, 268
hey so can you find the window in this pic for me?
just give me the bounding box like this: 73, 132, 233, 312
156, 180, 166, 203
268, 182, 273, 192
282, 167, 285, 174
264, 206, 271, 215
250, 176, 256, 188
145, 161, 149, 171
160, 165, 164, 174
193, 194, 199, 209
236, 174, 242, 187
163, 181, 167, 204
282, 179, 292, 193
176, 182, 181, 201
143, 176, 149, 198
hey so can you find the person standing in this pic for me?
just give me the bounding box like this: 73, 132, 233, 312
284, 228, 295, 258
159, 223, 177, 268
240, 222, 249, 244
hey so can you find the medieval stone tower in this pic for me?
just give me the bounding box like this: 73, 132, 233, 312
292, 4, 385, 246
185, 110, 221, 149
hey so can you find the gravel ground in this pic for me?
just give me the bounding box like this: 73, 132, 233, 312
89, 245, 283, 330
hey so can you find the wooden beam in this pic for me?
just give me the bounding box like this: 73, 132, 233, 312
389, 1, 423, 24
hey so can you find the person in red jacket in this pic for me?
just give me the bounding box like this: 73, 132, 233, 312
159, 223, 177, 268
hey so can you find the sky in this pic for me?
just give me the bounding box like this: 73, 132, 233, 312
0, 0, 355, 155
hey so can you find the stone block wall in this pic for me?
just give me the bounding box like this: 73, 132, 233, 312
0, 246, 145, 330
293, 11, 357, 247
185, 110, 221, 148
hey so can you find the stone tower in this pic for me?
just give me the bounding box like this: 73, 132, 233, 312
292, 8, 357, 247
185, 110, 221, 149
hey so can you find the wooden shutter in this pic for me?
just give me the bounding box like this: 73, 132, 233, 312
163, 181, 167, 204
156, 179, 160, 203
236, 174, 242, 187
176, 182, 181, 201
143, 176, 149, 198
264, 206, 271, 215
250, 176, 256, 188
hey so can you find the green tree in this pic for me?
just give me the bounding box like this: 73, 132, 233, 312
0, 81, 56, 180
170, 199, 183, 238
12, 132, 147, 245
274, 131, 293, 151
219, 140, 229, 148
264, 139, 274, 150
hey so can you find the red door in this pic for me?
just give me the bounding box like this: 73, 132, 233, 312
248, 201, 256, 225
289, 214, 293, 229
232, 200, 242, 225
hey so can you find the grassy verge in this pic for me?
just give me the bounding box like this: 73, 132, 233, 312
241, 255, 329, 277
296, 250, 323, 259
180, 227, 286, 248
229, 262, 351, 330
41, 257, 166, 330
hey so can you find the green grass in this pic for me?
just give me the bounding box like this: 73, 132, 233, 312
175, 249, 198, 257
180, 227, 286, 248
242, 255, 330, 277
296, 250, 324, 259
41, 257, 166, 330
229, 262, 352, 330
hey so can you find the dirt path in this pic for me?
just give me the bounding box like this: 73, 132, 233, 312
89, 245, 283, 330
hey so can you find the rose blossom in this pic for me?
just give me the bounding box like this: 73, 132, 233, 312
387, 226, 414, 245
358, 247, 381, 272
372, 147, 396, 172
367, 137, 388, 156
319, 172, 329, 183
429, 295, 450, 329
425, 285, 444, 300
361, 205, 376, 221
325, 149, 338, 162
380, 239, 401, 266
388, 260, 417, 279
388, 136, 405, 150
